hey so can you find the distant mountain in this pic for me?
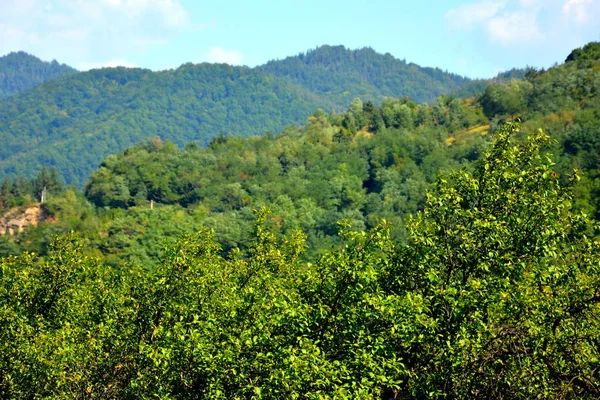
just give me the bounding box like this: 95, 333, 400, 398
258, 45, 471, 104
451, 68, 528, 98
0, 64, 331, 186
0, 45, 478, 186
0, 52, 77, 98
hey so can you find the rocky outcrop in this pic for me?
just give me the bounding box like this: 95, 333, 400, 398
0, 204, 49, 235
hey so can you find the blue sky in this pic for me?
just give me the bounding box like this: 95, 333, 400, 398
1, 0, 598, 78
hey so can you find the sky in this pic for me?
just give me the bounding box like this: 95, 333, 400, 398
0, 0, 599, 78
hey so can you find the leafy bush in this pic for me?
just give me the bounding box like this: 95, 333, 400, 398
2, 124, 598, 398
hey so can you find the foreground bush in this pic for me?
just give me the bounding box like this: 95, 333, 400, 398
1, 123, 598, 398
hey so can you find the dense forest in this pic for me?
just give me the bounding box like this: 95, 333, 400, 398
0, 93, 490, 265
0, 45, 520, 187
2, 124, 599, 398
2, 42, 597, 264
0, 64, 327, 186
0, 52, 77, 99
257, 45, 471, 104
1, 42, 600, 397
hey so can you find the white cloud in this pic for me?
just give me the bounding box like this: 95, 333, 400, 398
77, 59, 138, 71
486, 11, 543, 43
563, 0, 594, 23
0, 0, 191, 65
99, 0, 190, 28
519, 0, 538, 7
446, 1, 507, 30
445, 0, 546, 45
206, 47, 244, 65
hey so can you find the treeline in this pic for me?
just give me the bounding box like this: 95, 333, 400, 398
257, 45, 472, 104
1, 125, 599, 398
0, 167, 64, 211
1, 42, 599, 267
0, 45, 487, 187
0, 51, 77, 98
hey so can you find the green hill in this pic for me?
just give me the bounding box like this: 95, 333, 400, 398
0, 63, 331, 186
71, 41, 600, 263
1, 43, 600, 400
258, 45, 471, 104
0, 46, 477, 186
2, 56, 600, 397
2, 41, 600, 266
0, 51, 77, 98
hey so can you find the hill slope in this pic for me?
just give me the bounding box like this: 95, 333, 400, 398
2, 43, 600, 265
0, 46, 477, 186
258, 45, 470, 105
0, 52, 77, 98
0, 64, 331, 186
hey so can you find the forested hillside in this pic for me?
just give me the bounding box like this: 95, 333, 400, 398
0, 46, 484, 186
2, 123, 599, 398
0, 51, 77, 98
0, 64, 329, 186
257, 45, 471, 104
0, 46, 532, 187
1, 42, 598, 265
80, 40, 600, 246
0, 93, 488, 264
1, 42, 600, 398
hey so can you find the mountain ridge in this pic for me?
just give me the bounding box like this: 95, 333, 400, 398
257, 44, 471, 104
0, 44, 525, 186
0, 51, 77, 99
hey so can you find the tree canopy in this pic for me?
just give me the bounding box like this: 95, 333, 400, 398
1, 42, 600, 397
0, 45, 492, 186
1, 123, 598, 398
0, 51, 76, 99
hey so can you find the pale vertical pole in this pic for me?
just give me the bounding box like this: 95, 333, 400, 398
41, 186, 47, 203
150, 199, 154, 210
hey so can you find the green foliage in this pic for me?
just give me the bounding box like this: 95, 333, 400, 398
0, 46, 481, 186
5, 41, 600, 269
93, 205, 206, 268
1, 124, 599, 398
566, 41, 600, 63
392, 123, 600, 397
3, 44, 600, 398
258, 45, 471, 105
0, 64, 328, 186
77, 97, 486, 259
479, 79, 532, 119
0, 51, 76, 99
1, 42, 598, 190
